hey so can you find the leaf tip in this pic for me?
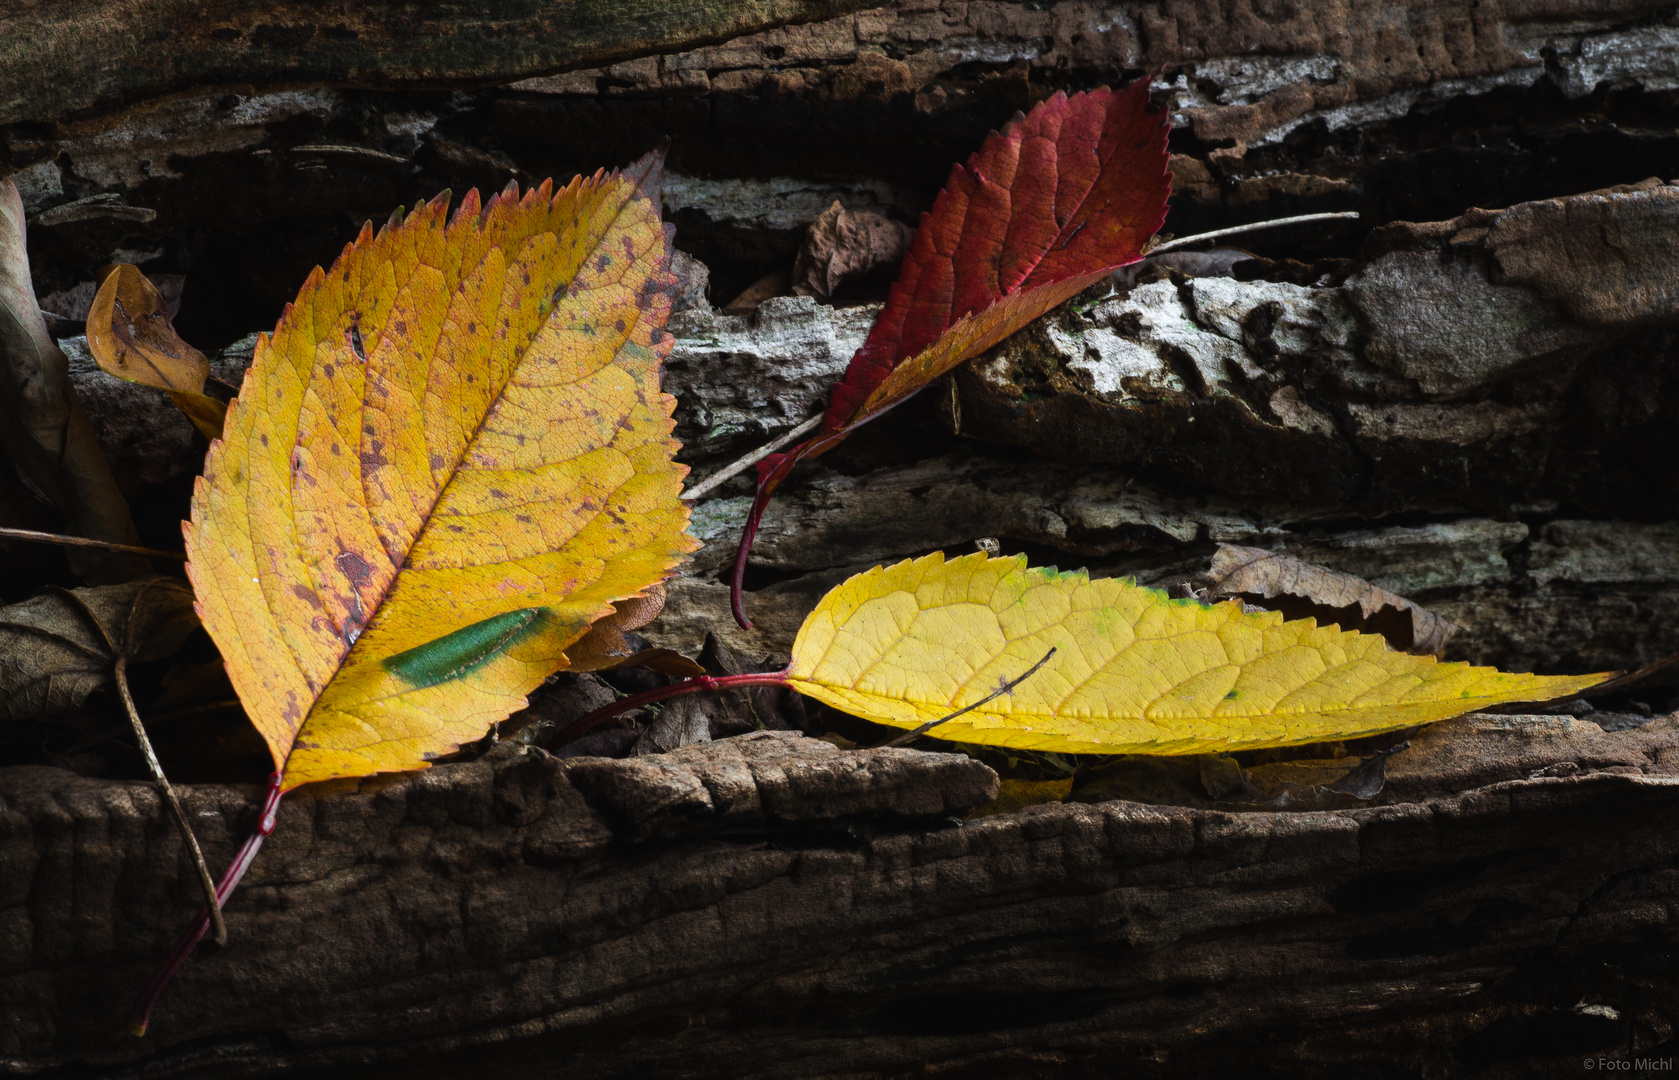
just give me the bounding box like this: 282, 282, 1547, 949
452, 187, 483, 229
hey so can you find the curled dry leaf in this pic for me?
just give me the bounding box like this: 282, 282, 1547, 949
86, 264, 228, 439
0, 577, 197, 721
1206, 544, 1460, 656
564, 583, 706, 678
0, 178, 147, 582
791, 200, 914, 301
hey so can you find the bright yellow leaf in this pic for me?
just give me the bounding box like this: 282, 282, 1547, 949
787, 552, 1611, 754
187, 155, 698, 792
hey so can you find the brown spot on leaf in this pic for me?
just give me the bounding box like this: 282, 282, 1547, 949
336, 549, 376, 591
291, 583, 324, 609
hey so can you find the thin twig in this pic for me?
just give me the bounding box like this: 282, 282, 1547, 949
683, 412, 825, 502
114, 657, 228, 946
0, 525, 186, 560
1149, 211, 1361, 254
880, 647, 1058, 748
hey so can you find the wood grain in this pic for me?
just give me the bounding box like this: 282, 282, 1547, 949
0, 0, 879, 126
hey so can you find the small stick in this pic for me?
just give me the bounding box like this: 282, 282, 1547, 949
1149, 211, 1361, 254
115, 656, 228, 947
683, 412, 825, 502
0, 525, 186, 560
880, 647, 1058, 748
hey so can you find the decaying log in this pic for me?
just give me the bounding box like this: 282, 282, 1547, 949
949, 182, 1679, 516
0, 0, 881, 127
4, 720, 1679, 1077
5, 3, 1679, 1075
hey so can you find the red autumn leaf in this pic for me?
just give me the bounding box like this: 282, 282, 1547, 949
728, 79, 1171, 627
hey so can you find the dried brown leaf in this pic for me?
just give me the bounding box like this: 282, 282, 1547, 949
791, 200, 913, 301
0, 577, 197, 721
564, 584, 706, 678
0, 178, 147, 581
632, 696, 712, 755
87, 264, 226, 438
1206, 544, 1459, 656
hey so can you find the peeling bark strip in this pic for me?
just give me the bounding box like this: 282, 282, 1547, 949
5, 722, 1679, 1075
0, 0, 880, 126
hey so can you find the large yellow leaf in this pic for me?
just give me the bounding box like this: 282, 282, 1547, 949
187, 155, 697, 791
787, 552, 1610, 754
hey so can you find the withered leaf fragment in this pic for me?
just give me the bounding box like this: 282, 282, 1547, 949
0, 179, 148, 581
1206, 544, 1460, 656
86, 264, 228, 439
562, 584, 705, 678
0, 577, 197, 721
791, 200, 914, 302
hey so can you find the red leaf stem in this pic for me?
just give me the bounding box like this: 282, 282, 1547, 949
545, 670, 793, 749
126, 771, 284, 1036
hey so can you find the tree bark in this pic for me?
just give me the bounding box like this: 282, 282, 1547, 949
4, 721, 1679, 1077
3, 2, 1679, 1075
0, 0, 880, 127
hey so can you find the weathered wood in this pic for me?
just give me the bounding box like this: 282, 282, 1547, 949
3, 720, 1678, 1077
4, 4, 1679, 1074
0, 0, 878, 127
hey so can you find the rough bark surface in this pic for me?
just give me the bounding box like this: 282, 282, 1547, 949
0, 0, 881, 127
948, 182, 1679, 517
4, 2, 1679, 1076
3, 721, 1679, 1078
